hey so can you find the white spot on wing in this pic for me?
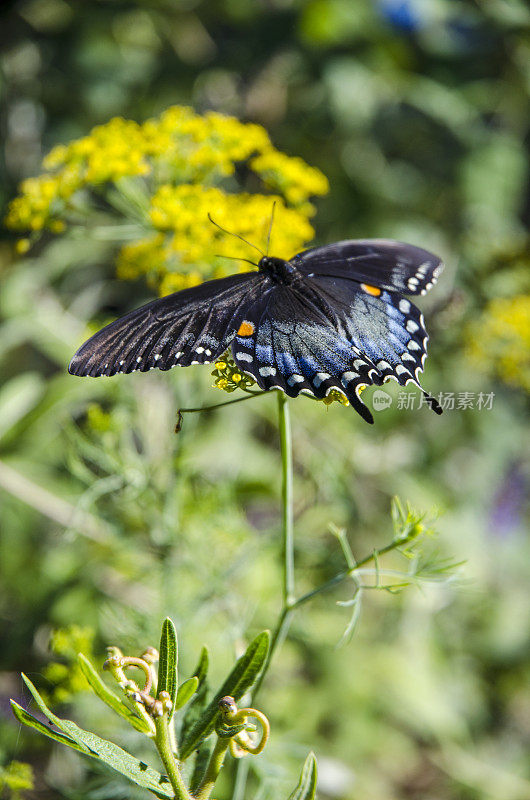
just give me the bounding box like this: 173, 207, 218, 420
313, 372, 330, 388
406, 319, 419, 334
287, 374, 304, 386
341, 371, 358, 386
399, 299, 411, 313
259, 367, 276, 377
237, 352, 253, 363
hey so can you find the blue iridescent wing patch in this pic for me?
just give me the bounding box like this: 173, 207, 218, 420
231, 278, 441, 424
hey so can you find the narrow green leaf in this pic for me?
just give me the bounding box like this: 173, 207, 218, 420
175, 677, 199, 711
189, 740, 213, 794
21, 673, 91, 753
11, 701, 86, 753
12, 688, 174, 798
193, 646, 209, 687
179, 631, 270, 760
288, 752, 318, 800
62, 724, 174, 798
158, 618, 178, 718
77, 654, 152, 734
179, 647, 210, 747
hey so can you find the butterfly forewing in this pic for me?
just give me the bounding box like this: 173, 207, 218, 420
68, 272, 262, 377
293, 239, 443, 296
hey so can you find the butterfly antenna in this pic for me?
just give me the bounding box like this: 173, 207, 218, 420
266, 200, 276, 256
207, 213, 265, 257
215, 254, 259, 268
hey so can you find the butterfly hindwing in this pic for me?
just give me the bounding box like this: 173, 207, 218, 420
306, 274, 442, 411
292, 239, 443, 296
68, 273, 262, 377
231, 276, 441, 421
231, 286, 378, 423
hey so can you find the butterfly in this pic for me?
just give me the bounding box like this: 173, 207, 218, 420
68, 239, 444, 424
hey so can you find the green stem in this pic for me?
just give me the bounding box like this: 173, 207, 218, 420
278, 392, 295, 607
293, 539, 412, 608
154, 715, 191, 800
252, 392, 295, 701
194, 737, 230, 800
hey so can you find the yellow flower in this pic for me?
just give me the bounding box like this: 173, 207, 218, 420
467, 295, 530, 391
6, 105, 328, 295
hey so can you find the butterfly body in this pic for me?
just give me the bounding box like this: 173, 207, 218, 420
258, 256, 301, 286
69, 239, 444, 424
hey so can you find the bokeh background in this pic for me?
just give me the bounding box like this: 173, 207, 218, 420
1, 1, 529, 799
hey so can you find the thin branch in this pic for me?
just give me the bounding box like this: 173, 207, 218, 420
176, 391, 267, 431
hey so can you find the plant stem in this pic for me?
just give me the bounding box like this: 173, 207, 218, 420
293, 539, 413, 608
252, 392, 295, 700
278, 392, 295, 607
194, 737, 230, 800
154, 715, 191, 800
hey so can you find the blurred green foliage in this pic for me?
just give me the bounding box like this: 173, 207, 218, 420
1, 1, 529, 799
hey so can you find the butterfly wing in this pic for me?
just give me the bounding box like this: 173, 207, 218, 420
231, 278, 441, 424
292, 239, 443, 296
69, 272, 262, 377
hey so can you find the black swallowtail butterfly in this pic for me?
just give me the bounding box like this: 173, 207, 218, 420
69, 239, 444, 424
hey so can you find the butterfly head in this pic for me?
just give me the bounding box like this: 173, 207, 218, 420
258, 256, 297, 285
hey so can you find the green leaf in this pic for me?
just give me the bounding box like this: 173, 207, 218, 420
288, 752, 318, 800
11, 701, 87, 754
77, 654, 152, 734
179, 631, 270, 760
12, 682, 174, 798
193, 646, 209, 687
158, 618, 178, 719
189, 740, 213, 795
21, 673, 91, 753
175, 676, 199, 711
179, 647, 210, 750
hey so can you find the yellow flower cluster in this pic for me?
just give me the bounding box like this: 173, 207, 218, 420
211, 355, 350, 407
116, 185, 316, 295
251, 150, 330, 206
212, 356, 256, 393
6, 106, 327, 258
467, 295, 530, 391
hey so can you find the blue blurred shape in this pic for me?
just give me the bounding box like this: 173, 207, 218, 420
378, 0, 422, 32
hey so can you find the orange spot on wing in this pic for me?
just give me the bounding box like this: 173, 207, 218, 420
237, 321, 255, 336
361, 283, 381, 296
